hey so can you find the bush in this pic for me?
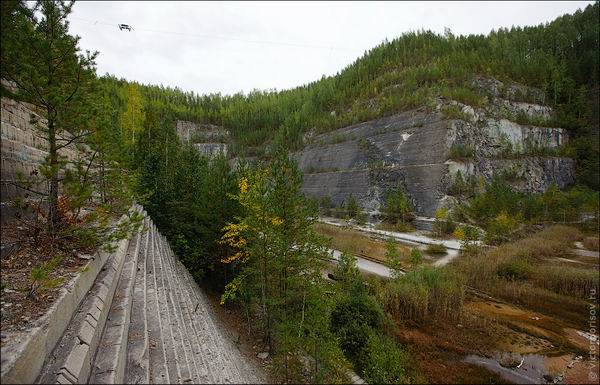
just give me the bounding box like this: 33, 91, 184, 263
29, 255, 64, 299
319, 195, 333, 216
426, 243, 447, 254
485, 211, 521, 244
330, 294, 385, 360
448, 171, 478, 197
381, 266, 464, 322
410, 248, 422, 267
359, 333, 409, 384
432, 207, 456, 237
448, 143, 475, 159
334, 252, 361, 290
382, 184, 414, 225
496, 258, 532, 281
344, 194, 361, 220
454, 224, 481, 255
385, 238, 404, 279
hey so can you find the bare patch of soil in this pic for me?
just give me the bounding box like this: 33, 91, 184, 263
203, 286, 273, 383
0, 220, 92, 342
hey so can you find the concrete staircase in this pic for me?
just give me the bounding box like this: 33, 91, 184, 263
35, 207, 263, 384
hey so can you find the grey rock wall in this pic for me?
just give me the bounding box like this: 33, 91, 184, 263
294, 97, 575, 217
176, 120, 229, 157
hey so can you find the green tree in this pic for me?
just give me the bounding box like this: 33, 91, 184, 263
385, 238, 404, 279
1, 0, 98, 233
382, 184, 413, 225
344, 194, 361, 220
220, 150, 338, 381
120, 83, 145, 151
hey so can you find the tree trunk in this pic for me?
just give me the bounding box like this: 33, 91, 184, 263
47, 116, 59, 234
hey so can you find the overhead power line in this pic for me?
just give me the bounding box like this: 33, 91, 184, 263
70, 16, 355, 52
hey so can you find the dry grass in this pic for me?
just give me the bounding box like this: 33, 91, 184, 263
425, 243, 447, 255
583, 236, 599, 251
378, 266, 465, 323
533, 265, 599, 299
453, 225, 583, 283
314, 222, 410, 263
450, 225, 595, 325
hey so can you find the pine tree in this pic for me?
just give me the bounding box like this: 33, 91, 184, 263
1, 0, 98, 233
220, 150, 336, 381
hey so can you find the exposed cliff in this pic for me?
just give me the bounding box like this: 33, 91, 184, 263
176, 120, 229, 157
294, 78, 575, 217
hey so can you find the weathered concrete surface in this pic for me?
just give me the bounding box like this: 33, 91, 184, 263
294, 80, 575, 217
26, 208, 265, 384
0, 213, 132, 385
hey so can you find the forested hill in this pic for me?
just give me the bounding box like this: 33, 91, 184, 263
100, 2, 599, 188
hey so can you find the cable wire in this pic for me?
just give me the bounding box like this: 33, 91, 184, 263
70, 16, 355, 52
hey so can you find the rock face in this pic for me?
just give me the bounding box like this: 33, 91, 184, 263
176, 120, 229, 157
294, 79, 575, 217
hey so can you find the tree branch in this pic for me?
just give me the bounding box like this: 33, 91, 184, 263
61, 64, 82, 106
55, 131, 90, 150
6, 180, 49, 196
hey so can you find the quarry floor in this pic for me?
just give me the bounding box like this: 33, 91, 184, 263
321, 220, 599, 384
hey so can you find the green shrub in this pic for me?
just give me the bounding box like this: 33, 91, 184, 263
485, 211, 522, 244
432, 207, 456, 236
410, 248, 423, 267
382, 184, 414, 225
320, 195, 333, 216
330, 294, 385, 360
454, 224, 481, 255
334, 252, 361, 290
496, 258, 532, 281
448, 171, 478, 197
344, 194, 362, 220
29, 255, 64, 298
426, 243, 447, 254
385, 238, 404, 279
359, 333, 409, 384
448, 144, 475, 159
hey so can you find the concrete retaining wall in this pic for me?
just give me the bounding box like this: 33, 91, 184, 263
0, 213, 132, 384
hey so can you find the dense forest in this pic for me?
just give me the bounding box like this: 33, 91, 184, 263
1, 1, 598, 383
100, 1, 598, 187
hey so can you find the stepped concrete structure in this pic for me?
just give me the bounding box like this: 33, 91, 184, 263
1, 206, 264, 384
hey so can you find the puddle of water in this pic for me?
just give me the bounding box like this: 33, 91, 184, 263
465, 352, 571, 384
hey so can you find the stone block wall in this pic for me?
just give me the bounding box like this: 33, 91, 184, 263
1, 97, 80, 221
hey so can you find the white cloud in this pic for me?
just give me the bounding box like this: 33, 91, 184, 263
67, 1, 593, 95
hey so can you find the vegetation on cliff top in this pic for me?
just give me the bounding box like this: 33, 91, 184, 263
101, 2, 598, 188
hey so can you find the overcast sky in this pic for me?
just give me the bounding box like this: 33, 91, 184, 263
67, 1, 593, 96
